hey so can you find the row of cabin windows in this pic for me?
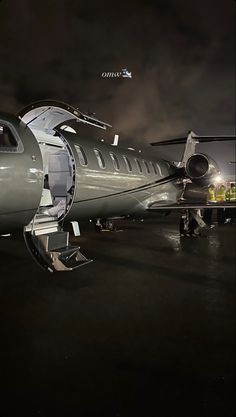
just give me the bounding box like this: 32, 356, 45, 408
75, 145, 162, 176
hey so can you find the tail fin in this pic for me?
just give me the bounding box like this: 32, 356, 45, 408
150, 131, 236, 167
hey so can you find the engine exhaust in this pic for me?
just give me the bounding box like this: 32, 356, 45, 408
186, 153, 220, 185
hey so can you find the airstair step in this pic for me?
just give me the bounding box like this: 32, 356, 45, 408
24, 230, 92, 272
34, 223, 59, 235
38, 231, 69, 252
34, 214, 57, 224
25, 217, 59, 234
52, 245, 92, 270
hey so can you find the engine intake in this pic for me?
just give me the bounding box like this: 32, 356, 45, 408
186, 153, 219, 185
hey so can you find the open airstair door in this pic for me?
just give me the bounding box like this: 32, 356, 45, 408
24, 217, 92, 272
22, 124, 92, 272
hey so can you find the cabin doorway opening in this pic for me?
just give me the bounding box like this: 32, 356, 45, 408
37, 134, 76, 221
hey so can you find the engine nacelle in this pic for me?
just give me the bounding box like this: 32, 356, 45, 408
186, 153, 220, 185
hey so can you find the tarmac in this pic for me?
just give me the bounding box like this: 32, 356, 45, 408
0, 214, 235, 417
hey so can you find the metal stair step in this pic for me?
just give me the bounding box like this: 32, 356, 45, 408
24, 230, 92, 272
25, 220, 59, 234
34, 227, 59, 236
53, 246, 92, 270
34, 214, 57, 224
38, 231, 69, 252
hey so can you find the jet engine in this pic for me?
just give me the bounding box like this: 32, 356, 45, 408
185, 153, 220, 185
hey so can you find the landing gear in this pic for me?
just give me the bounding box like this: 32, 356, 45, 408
179, 211, 190, 236
95, 219, 103, 232
95, 218, 117, 232
179, 209, 213, 237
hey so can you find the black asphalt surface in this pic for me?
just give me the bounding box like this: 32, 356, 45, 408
0, 215, 235, 417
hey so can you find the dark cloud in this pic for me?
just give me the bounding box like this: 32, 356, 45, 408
0, 0, 235, 146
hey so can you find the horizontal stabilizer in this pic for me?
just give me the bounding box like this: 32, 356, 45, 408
151, 133, 236, 146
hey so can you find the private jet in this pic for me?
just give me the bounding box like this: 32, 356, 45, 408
0, 100, 235, 271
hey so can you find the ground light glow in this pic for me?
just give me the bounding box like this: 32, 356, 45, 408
214, 175, 223, 183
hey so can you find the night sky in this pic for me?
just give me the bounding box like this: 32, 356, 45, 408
0, 0, 235, 147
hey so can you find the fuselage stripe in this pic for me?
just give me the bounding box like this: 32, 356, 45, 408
74, 174, 180, 203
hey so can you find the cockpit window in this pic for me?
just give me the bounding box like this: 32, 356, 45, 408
0, 123, 24, 153
0, 125, 18, 148
94, 149, 105, 169
75, 145, 88, 166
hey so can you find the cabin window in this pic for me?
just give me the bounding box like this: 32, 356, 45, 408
135, 158, 142, 173
94, 149, 105, 169
110, 152, 120, 171
156, 162, 163, 176
0, 125, 18, 148
151, 162, 157, 175
123, 155, 132, 172
143, 160, 150, 174
75, 145, 88, 166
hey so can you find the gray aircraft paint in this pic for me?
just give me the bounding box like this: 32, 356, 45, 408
61, 130, 181, 220
0, 108, 181, 234
0, 114, 43, 232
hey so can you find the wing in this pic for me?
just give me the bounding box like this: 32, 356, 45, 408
147, 201, 236, 211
